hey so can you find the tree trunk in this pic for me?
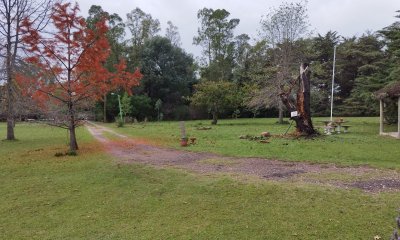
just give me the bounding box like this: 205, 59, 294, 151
69, 123, 79, 152
6, 81, 15, 140
103, 94, 107, 123
280, 63, 317, 136
278, 102, 284, 124
211, 112, 218, 125
68, 102, 78, 152
6, 46, 15, 140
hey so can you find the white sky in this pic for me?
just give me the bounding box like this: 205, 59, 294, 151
76, 0, 400, 57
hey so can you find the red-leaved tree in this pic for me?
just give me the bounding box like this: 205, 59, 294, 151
18, 2, 142, 152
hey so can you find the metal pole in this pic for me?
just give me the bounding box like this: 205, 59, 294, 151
330, 45, 337, 122
380, 99, 384, 134
117, 94, 123, 122
398, 97, 400, 138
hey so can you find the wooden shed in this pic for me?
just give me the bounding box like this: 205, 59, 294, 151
375, 81, 400, 139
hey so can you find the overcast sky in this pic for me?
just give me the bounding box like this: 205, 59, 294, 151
76, 0, 400, 57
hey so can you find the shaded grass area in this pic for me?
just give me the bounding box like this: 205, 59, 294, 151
0, 123, 399, 239
106, 117, 400, 169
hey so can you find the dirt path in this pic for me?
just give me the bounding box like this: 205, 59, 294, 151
86, 122, 400, 193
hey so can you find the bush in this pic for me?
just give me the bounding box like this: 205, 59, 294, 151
130, 95, 154, 121
116, 118, 124, 128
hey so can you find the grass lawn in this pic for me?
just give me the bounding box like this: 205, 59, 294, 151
1, 122, 399, 239
107, 117, 400, 169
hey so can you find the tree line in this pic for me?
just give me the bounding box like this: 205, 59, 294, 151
86, 2, 400, 124
1, 1, 400, 149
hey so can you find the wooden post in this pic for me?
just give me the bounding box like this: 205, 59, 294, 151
398, 97, 400, 139
179, 121, 186, 139
379, 99, 384, 135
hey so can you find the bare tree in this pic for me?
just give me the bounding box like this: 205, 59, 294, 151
259, 1, 310, 124
0, 0, 52, 140
165, 20, 181, 46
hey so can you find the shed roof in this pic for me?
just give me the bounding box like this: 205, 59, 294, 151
375, 81, 400, 99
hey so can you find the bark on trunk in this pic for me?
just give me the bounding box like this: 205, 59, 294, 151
103, 94, 107, 123
211, 112, 218, 125
280, 63, 317, 136
6, 50, 15, 140
278, 102, 284, 124
6, 82, 15, 140
68, 102, 78, 152
69, 123, 78, 152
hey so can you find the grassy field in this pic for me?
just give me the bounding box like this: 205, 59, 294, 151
107, 117, 400, 169
1, 122, 400, 239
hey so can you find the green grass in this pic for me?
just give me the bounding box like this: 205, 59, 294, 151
106, 117, 400, 169
1, 122, 400, 239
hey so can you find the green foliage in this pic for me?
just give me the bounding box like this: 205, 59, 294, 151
191, 80, 242, 124
85, 6, 400, 121
308, 31, 340, 115
380, 11, 400, 82
139, 37, 196, 112
126, 7, 160, 47
341, 34, 388, 116
2, 123, 400, 239
125, 7, 160, 68
194, 8, 239, 81
130, 95, 153, 121
120, 92, 132, 117
172, 105, 190, 120
116, 117, 124, 127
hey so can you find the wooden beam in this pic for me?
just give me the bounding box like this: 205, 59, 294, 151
380, 99, 384, 135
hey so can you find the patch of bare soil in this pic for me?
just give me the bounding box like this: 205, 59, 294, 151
349, 179, 400, 192
86, 123, 400, 193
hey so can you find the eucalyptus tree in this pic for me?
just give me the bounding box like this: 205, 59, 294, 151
193, 8, 239, 81
125, 7, 160, 70
165, 20, 181, 47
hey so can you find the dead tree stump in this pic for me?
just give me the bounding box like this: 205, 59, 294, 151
280, 63, 317, 136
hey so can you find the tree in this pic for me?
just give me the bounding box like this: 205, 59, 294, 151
0, 0, 52, 140
129, 95, 153, 121
341, 34, 387, 115
191, 80, 241, 125
233, 34, 252, 85
280, 63, 317, 135
19, 2, 142, 152
126, 7, 160, 47
308, 31, 340, 115
165, 20, 181, 46
193, 8, 239, 81
120, 92, 132, 118
126, 7, 160, 69
86, 5, 127, 122
139, 36, 196, 119
259, 1, 310, 123
380, 10, 400, 83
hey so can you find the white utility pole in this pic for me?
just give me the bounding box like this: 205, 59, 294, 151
330, 45, 337, 122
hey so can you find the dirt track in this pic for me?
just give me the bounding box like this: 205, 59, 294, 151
86, 122, 400, 193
